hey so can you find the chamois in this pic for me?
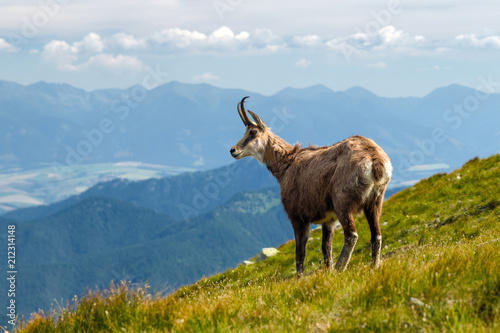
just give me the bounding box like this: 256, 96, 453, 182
230, 97, 392, 274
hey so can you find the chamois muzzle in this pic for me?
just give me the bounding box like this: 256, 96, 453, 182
229, 147, 240, 158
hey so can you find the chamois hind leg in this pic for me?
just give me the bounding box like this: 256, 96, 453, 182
321, 222, 335, 270
364, 191, 385, 268
294, 222, 310, 276
335, 212, 358, 272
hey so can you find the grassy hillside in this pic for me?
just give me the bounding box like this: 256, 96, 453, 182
15, 155, 500, 332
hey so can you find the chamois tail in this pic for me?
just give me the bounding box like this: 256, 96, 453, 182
372, 158, 392, 185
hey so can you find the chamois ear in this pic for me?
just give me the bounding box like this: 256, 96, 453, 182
247, 110, 266, 131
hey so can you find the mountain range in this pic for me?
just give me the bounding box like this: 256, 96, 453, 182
1, 80, 499, 212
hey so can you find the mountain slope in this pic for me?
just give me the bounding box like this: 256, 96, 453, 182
10, 196, 179, 265
15, 154, 500, 332
3, 158, 275, 221
0, 186, 293, 325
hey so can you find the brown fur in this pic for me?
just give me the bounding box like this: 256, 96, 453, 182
230, 98, 392, 274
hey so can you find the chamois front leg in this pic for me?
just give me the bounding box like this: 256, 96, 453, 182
293, 223, 310, 276
335, 213, 358, 272
321, 222, 334, 270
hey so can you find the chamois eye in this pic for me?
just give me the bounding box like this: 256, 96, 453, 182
249, 129, 257, 136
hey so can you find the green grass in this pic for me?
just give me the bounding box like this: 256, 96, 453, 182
16, 155, 500, 332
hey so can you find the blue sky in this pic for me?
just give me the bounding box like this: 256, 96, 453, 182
1, 0, 499, 97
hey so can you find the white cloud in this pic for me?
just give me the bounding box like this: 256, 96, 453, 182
347, 26, 410, 52
350, 32, 371, 48
43, 40, 74, 54
150, 26, 284, 53
325, 38, 345, 51
84, 54, 144, 71
193, 72, 220, 81
42, 33, 143, 71
41, 33, 105, 67
38, 26, 284, 57
295, 58, 312, 68
376, 26, 406, 48
40, 25, 494, 61
36, 26, 500, 76
249, 28, 285, 51
209, 26, 249, 42
455, 33, 500, 48
207, 26, 252, 52
292, 35, 321, 47
74, 33, 105, 53
0, 38, 16, 52
325, 25, 437, 58
112, 33, 147, 50
152, 27, 207, 48
42, 40, 80, 70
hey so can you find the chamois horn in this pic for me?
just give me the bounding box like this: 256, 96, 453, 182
237, 96, 252, 126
